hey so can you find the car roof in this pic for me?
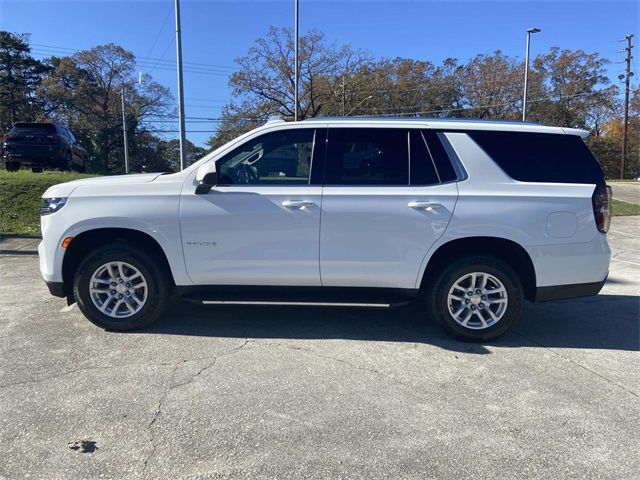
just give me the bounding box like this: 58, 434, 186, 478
296, 116, 588, 138
13, 122, 62, 128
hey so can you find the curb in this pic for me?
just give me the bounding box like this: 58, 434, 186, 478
0, 234, 42, 239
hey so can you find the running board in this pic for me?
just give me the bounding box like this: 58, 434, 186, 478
201, 300, 391, 308
177, 285, 419, 308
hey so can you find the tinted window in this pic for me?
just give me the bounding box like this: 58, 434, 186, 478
469, 131, 604, 184
424, 130, 457, 182
409, 130, 439, 185
325, 128, 408, 185
11, 123, 57, 134
216, 129, 315, 185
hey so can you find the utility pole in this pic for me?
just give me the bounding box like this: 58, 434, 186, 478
621, 34, 634, 180
121, 89, 129, 174
522, 27, 541, 121
341, 76, 345, 116
294, 0, 299, 121
174, 0, 186, 170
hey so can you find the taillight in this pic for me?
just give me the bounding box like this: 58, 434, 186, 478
45, 134, 62, 142
2, 133, 12, 141
592, 183, 612, 233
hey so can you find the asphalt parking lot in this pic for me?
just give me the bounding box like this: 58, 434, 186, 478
0, 217, 638, 480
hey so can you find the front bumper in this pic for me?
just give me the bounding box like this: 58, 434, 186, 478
45, 280, 66, 298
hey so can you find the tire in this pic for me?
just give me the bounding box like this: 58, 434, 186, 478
5, 161, 20, 172
59, 151, 72, 171
424, 256, 524, 342
73, 243, 171, 331
79, 157, 87, 173
31, 166, 43, 173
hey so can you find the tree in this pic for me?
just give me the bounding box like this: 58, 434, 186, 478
340, 57, 463, 117
0, 31, 50, 131
208, 27, 368, 147
38, 44, 174, 173
456, 51, 524, 119
162, 139, 207, 170
529, 48, 618, 130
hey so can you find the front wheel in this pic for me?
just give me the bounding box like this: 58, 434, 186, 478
73, 244, 170, 330
5, 161, 20, 172
425, 256, 524, 342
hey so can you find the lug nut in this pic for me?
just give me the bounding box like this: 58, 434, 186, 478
111, 290, 116, 295
475, 289, 481, 294
111, 282, 116, 286
471, 305, 476, 310
118, 294, 123, 299
126, 291, 130, 296
118, 278, 123, 283
126, 282, 131, 287
465, 299, 470, 304
482, 295, 487, 300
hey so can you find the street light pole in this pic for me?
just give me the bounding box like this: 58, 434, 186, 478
294, 0, 299, 121
174, 0, 186, 170
121, 88, 129, 174
522, 27, 541, 122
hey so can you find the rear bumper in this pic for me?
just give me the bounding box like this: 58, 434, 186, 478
534, 277, 607, 302
3, 146, 64, 165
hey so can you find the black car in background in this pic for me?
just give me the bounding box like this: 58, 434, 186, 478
2, 123, 87, 172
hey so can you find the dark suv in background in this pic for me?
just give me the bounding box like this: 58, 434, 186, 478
2, 123, 87, 172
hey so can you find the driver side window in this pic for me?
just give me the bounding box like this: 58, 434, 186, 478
216, 129, 316, 185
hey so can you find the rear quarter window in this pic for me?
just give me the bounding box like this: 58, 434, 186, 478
468, 131, 604, 184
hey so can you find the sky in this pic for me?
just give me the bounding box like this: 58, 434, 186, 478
1, 0, 638, 147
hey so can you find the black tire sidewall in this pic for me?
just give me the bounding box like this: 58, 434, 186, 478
74, 245, 168, 331
428, 256, 524, 342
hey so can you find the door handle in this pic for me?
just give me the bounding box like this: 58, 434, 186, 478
408, 201, 442, 210
282, 200, 316, 209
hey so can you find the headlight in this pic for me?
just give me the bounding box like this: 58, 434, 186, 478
40, 197, 67, 215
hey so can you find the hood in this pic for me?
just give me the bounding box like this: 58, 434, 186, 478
42, 172, 165, 198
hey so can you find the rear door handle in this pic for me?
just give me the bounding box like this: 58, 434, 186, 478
282, 200, 316, 209
408, 201, 442, 210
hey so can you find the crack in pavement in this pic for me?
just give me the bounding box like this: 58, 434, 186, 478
140, 338, 250, 478
254, 341, 422, 395
511, 330, 639, 399
0, 340, 253, 390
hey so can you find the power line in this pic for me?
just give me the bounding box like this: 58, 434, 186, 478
30, 42, 236, 71
142, 4, 174, 62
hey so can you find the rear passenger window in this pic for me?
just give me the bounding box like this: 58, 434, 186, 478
469, 131, 605, 184
424, 130, 457, 182
409, 130, 439, 185
325, 129, 408, 185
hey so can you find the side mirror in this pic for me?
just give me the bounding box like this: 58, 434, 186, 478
195, 171, 218, 195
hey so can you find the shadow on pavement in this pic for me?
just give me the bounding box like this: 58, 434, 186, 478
141, 293, 640, 354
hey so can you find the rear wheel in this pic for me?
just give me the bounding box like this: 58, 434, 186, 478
425, 256, 523, 342
73, 244, 170, 331
31, 166, 43, 173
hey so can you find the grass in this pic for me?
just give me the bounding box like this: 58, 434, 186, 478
611, 198, 640, 216
0, 170, 638, 235
0, 170, 95, 235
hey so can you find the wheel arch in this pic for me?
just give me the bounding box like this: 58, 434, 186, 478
61, 227, 175, 297
420, 236, 537, 301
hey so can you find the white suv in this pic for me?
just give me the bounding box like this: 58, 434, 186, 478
38, 118, 612, 341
